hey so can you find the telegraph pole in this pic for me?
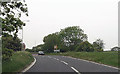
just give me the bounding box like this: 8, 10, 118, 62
22, 20, 29, 51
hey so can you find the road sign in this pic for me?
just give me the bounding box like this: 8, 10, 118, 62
54, 49, 60, 53
54, 45, 58, 50
22, 43, 26, 51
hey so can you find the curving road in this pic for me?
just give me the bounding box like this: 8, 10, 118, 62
25, 55, 119, 74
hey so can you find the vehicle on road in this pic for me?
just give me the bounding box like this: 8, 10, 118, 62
38, 51, 45, 55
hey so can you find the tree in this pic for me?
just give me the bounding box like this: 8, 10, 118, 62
0, 0, 28, 60
93, 39, 104, 52
76, 41, 94, 52
59, 26, 87, 51
25, 48, 34, 52
43, 33, 61, 52
2, 34, 22, 51
0, 0, 28, 37
34, 44, 44, 52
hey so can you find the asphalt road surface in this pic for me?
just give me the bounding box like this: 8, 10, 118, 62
25, 55, 119, 74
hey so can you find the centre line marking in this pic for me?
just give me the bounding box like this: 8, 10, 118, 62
54, 58, 57, 60
71, 67, 81, 74
56, 59, 59, 61
61, 61, 68, 65
48, 56, 51, 58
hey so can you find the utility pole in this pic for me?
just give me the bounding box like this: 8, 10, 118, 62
22, 20, 29, 51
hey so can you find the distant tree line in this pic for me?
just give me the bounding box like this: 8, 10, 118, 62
31, 26, 104, 53
111, 46, 120, 51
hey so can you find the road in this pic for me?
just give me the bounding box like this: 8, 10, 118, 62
25, 55, 119, 74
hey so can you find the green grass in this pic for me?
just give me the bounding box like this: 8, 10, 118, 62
47, 51, 119, 68
2, 51, 34, 72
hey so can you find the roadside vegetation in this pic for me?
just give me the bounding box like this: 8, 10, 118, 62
0, 1, 33, 73
30, 26, 104, 53
2, 51, 34, 72
1, 0, 119, 72
1, 0, 28, 60
47, 51, 119, 68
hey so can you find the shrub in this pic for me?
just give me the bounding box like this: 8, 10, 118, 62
2, 48, 13, 61
2, 35, 22, 51
76, 41, 94, 52
94, 48, 103, 52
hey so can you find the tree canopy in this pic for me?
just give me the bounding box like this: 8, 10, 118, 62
0, 0, 28, 61
41, 26, 88, 52
0, 0, 28, 37
43, 33, 61, 52
32, 26, 105, 53
59, 26, 87, 51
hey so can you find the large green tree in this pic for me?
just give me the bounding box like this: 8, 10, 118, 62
0, 0, 28, 60
0, 0, 28, 37
0, 0, 28, 49
59, 26, 87, 51
43, 33, 61, 52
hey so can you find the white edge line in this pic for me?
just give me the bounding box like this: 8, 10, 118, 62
78, 59, 119, 70
71, 67, 81, 74
66, 56, 119, 70
22, 57, 36, 72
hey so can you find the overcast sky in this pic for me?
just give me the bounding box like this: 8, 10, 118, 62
18, 0, 119, 50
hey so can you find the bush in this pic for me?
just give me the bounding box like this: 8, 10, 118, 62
2, 51, 34, 72
25, 49, 33, 52
76, 41, 94, 52
2, 48, 13, 61
2, 35, 22, 51
94, 48, 103, 52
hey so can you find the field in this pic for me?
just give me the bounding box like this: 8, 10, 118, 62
2, 51, 34, 72
47, 51, 119, 68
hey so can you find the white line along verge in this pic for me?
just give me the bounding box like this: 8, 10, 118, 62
61, 61, 68, 65
67, 56, 119, 70
77, 58, 119, 70
22, 57, 36, 72
71, 67, 81, 74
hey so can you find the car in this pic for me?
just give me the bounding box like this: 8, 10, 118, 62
38, 51, 45, 55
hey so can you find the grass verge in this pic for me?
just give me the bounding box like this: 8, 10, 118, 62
2, 51, 34, 72
47, 51, 119, 68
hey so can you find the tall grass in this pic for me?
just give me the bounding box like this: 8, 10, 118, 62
2, 51, 34, 72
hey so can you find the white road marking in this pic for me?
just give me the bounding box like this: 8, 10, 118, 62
71, 67, 81, 74
61, 61, 68, 65
54, 58, 57, 60
77, 58, 119, 70
52, 57, 60, 61
22, 57, 36, 72
56, 58, 59, 61
48, 56, 52, 58
65, 56, 119, 70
